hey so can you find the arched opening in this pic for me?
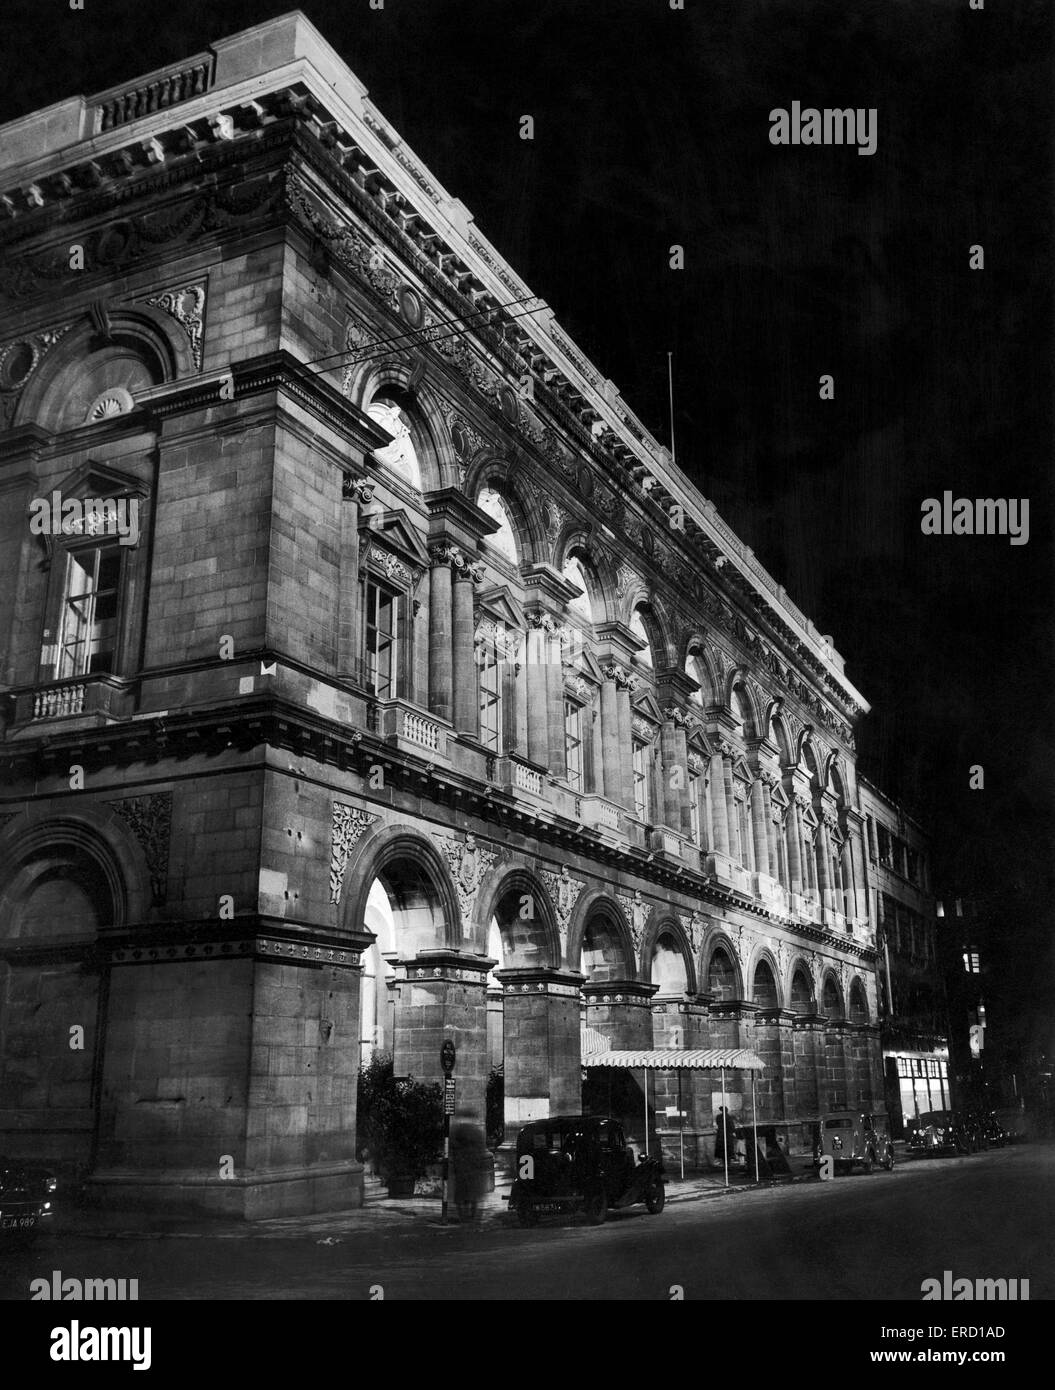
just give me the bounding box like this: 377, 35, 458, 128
580, 912, 631, 984
730, 684, 755, 741
477, 485, 519, 564
822, 976, 844, 1020
707, 946, 738, 1001
359, 878, 397, 1068
650, 932, 689, 998
753, 959, 778, 1010
366, 390, 423, 488
0, 845, 114, 1169
849, 978, 868, 1023
790, 967, 814, 1014
629, 604, 654, 670
38, 340, 162, 432
686, 650, 714, 707
562, 552, 594, 628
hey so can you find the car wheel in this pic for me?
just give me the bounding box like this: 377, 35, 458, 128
645, 1182, 665, 1215
584, 1186, 608, 1225
515, 1199, 537, 1228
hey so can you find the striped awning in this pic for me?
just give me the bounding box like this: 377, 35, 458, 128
580, 1026, 611, 1056
583, 1047, 765, 1072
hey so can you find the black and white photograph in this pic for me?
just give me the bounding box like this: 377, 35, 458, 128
0, 0, 1050, 1357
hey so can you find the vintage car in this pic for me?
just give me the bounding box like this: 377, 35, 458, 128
906, 1110, 973, 1156
507, 1115, 665, 1226
0, 1159, 55, 1247
814, 1111, 895, 1174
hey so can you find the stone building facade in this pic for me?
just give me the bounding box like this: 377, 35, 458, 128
859, 779, 948, 1136
0, 14, 882, 1216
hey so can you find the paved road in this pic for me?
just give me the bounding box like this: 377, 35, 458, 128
2, 1145, 1051, 1301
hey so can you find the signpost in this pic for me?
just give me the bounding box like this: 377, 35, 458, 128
440, 1042, 455, 1224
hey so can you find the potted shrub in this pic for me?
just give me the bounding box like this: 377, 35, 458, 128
357, 1054, 443, 1197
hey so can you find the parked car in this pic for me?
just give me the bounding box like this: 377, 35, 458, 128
814, 1111, 894, 1174
0, 1159, 55, 1247
507, 1115, 665, 1226
906, 1110, 973, 1156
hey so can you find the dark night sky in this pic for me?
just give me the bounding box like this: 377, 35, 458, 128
2, 0, 1052, 1031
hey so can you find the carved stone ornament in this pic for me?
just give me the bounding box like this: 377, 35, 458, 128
602, 662, 637, 692
430, 542, 483, 584
330, 803, 378, 905
677, 911, 706, 957
687, 752, 704, 775
366, 544, 416, 589
107, 792, 173, 905
541, 865, 584, 956
441, 833, 498, 938
615, 562, 641, 598
631, 714, 654, 741
618, 889, 652, 956
144, 283, 206, 370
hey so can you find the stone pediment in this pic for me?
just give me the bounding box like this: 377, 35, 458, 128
630, 688, 664, 725
687, 727, 714, 758
577, 648, 605, 686
48, 459, 146, 501
476, 585, 524, 631
360, 508, 431, 570
732, 754, 754, 782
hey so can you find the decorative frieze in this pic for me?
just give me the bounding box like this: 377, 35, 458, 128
365, 543, 417, 589
330, 803, 377, 905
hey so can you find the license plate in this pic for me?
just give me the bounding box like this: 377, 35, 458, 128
533, 1202, 564, 1213
1, 1214, 37, 1231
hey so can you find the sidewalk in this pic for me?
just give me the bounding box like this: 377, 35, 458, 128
42, 1153, 818, 1242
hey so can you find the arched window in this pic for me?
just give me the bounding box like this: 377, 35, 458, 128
361, 878, 397, 1066
730, 685, 754, 741
366, 393, 422, 488
707, 947, 737, 1001
822, 976, 843, 1019
629, 605, 654, 670
562, 554, 593, 627
686, 652, 711, 707
849, 978, 868, 1023
753, 959, 778, 1009
477, 486, 518, 563
651, 932, 688, 997
790, 968, 813, 1014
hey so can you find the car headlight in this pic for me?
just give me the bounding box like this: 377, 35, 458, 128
45, 1178, 57, 1193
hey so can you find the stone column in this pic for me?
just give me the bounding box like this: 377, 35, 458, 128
582, 982, 656, 1147
599, 673, 621, 803
589, 698, 604, 795
750, 779, 771, 877
787, 798, 804, 892
338, 477, 368, 677
545, 627, 567, 780
495, 968, 583, 1131
452, 569, 478, 738
708, 753, 731, 855
428, 550, 453, 724
722, 756, 739, 860
526, 624, 550, 768
612, 668, 635, 810
762, 780, 781, 884
392, 951, 492, 1136
660, 718, 682, 831
816, 816, 832, 905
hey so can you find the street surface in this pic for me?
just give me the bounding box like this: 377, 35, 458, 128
2, 1145, 1051, 1301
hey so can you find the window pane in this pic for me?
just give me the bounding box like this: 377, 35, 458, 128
632, 740, 649, 820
